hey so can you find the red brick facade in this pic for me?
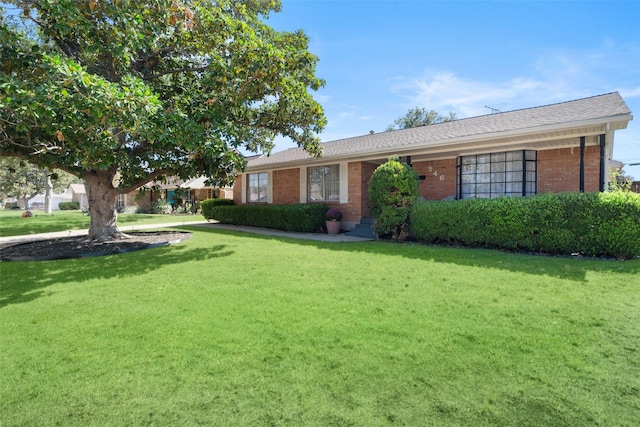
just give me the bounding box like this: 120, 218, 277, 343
413, 158, 457, 200
537, 146, 601, 193
234, 143, 609, 225
273, 169, 300, 205
233, 174, 243, 205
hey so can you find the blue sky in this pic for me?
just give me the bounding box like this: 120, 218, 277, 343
265, 0, 640, 179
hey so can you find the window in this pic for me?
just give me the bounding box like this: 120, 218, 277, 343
248, 172, 268, 203
308, 164, 340, 202
457, 150, 537, 199
117, 194, 125, 209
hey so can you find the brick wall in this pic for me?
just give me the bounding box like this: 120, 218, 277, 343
412, 159, 457, 200
233, 174, 243, 205
538, 146, 601, 193
358, 162, 377, 218
233, 144, 605, 222
272, 168, 300, 205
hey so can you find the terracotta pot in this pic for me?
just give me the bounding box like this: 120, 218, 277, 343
325, 220, 341, 234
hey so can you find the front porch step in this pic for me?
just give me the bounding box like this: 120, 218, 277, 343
345, 217, 376, 239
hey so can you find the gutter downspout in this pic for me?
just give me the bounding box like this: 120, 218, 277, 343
599, 133, 606, 192
579, 136, 585, 192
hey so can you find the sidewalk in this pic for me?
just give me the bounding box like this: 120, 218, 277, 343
0, 221, 373, 248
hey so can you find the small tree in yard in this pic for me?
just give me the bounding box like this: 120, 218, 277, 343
1, 1, 326, 241
0, 157, 78, 209
369, 156, 420, 242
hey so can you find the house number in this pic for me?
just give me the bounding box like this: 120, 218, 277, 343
427, 166, 444, 181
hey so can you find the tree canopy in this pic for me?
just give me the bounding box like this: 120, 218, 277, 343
386, 107, 457, 131
0, 0, 326, 239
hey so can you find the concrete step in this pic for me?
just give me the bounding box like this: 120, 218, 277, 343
345, 217, 376, 239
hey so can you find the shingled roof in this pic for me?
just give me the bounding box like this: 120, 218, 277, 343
246, 92, 631, 170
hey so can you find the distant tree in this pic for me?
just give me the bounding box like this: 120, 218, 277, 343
609, 167, 633, 192
1, 1, 326, 240
386, 107, 457, 131
0, 158, 78, 208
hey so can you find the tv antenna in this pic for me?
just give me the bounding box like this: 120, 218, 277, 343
484, 105, 501, 114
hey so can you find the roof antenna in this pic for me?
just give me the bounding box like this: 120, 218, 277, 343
484, 105, 501, 114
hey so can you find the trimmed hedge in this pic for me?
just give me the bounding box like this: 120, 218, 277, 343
410, 192, 640, 259
200, 198, 234, 219
58, 201, 80, 210
202, 202, 328, 233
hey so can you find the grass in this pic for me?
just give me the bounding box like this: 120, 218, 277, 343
0, 209, 206, 237
1, 227, 639, 426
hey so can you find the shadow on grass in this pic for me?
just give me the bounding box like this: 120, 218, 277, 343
195, 226, 640, 283
0, 242, 233, 308
3, 226, 637, 309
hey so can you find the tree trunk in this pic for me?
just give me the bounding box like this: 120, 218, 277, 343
44, 173, 53, 214
84, 171, 126, 241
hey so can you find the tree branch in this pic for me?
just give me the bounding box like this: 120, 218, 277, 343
116, 169, 169, 194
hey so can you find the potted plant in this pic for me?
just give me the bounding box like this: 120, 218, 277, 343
325, 207, 343, 234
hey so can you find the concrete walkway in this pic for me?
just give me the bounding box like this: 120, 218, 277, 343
0, 221, 373, 249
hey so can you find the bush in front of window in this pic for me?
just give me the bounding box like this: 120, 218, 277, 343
58, 201, 80, 210
202, 203, 328, 233
410, 191, 640, 259
369, 156, 420, 242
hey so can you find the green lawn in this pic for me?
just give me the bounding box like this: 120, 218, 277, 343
0, 209, 206, 237
1, 227, 639, 426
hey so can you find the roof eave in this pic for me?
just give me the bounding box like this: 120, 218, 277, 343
243, 112, 632, 172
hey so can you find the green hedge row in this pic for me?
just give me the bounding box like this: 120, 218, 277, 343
58, 201, 80, 210
200, 198, 234, 218
202, 202, 328, 233
410, 192, 640, 259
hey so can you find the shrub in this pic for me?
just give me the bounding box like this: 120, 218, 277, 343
150, 199, 172, 215
58, 201, 80, 210
201, 198, 234, 219
368, 156, 419, 241
119, 205, 139, 214
410, 192, 640, 259
202, 203, 328, 233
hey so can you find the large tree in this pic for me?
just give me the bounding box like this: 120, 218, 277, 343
386, 107, 456, 131
0, 0, 326, 240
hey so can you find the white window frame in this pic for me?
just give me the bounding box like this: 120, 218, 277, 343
307, 164, 340, 203
247, 172, 269, 203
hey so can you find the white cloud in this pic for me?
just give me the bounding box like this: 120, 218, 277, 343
392, 71, 551, 117
620, 86, 640, 99
392, 42, 640, 119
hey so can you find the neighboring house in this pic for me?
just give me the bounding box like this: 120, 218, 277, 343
132, 177, 232, 210
67, 183, 88, 209
28, 192, 72, 210
233, 92, 633, 230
